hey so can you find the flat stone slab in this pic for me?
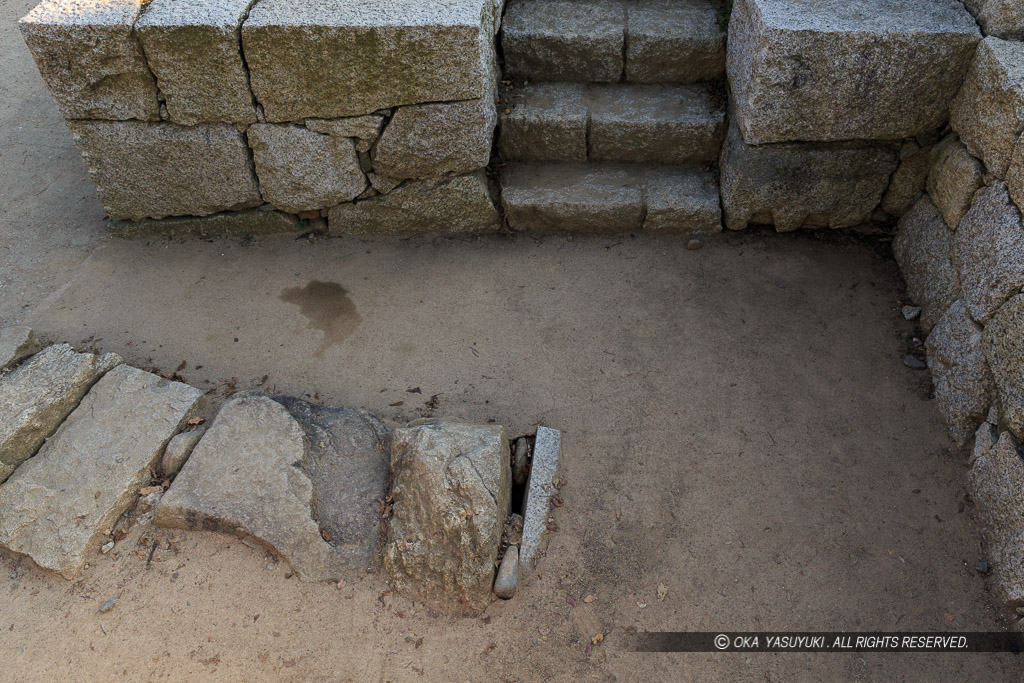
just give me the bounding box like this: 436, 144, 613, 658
0, 365, 200, 578
892, 195, 960, 332
625, 0, 726, 84
498, 82, 588, 162
0, 327, 40, 374
157, 394, 391, 581
520, 426, 561, 568
109, 209, 299, 240
0, 345, 121, 484
727, 0, 980, 144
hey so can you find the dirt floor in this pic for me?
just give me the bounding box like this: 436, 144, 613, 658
2, 1, 1022, 680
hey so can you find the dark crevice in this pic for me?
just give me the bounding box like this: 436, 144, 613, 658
237, 0, 264, 116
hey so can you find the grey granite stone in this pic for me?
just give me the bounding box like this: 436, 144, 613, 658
135, 0, 257, 125
305, 115, 386, 153
0, 327, 40, 374
109, 209, 299, 239
984, 294, 1024, 441
493, 545, 519, 599
0, 366, 200, 578
520, 425, 560, 567
727, 0, 980, 144
0, 345, 121, 484
927, 133, 986, 230
1008, 135, 1024, 211
160, 426, 206, 477
644, 168, 722, 235
625, 0, 726, 84
66, 121, 261, 221
892, 196, 961, 332
19, 0, 160, 120
498, 82, 588, 162
953, 182, 1024, 324
972, 0, 1024, 41
247, 124, 367, 214
880, 141, 931, 218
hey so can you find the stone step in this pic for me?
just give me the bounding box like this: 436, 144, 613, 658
498, 82, 725, 164
500, 163, 722, 234
501, 0, 726, 84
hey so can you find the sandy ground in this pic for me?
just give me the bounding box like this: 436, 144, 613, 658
1, 0, 1022, 680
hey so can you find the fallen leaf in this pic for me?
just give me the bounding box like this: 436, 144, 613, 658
592, 633, 604, 645
415, 637, 424, 649
407, 387, 422, 394
187, 416, 205, 426
657, 584, 668, 602
566, 595, 577, 608
637, 601, 648, 609
388, 401, 404, 407
944, 613, 955, 623
139, 486, 162, 495
176, 361, 187, 372
583, 594, 596, 603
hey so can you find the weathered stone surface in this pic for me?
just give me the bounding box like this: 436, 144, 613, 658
242, 0, 494, 121
880, 141, 931, 218
925, 301, 996, 446
953, 182, 1024, 323
373, 97, 495, 180
0, 345, 121, 484
971, 0, 1024, 41
950, 37, 1024, 178
967, 427, 1024, 606
1008, 136, 1024, 211
588, 84, 725, 164
328, 172, 498, 235
109, 208, 299, 239
984, 295, 1024, 441
0, 366, 200, 578
520, 426, 560, 567
0, 327, 40, 374
135, 0, 257, 125
248, 124, 367, 214
499, 82, 588, 162
644, 168, 722, 235
305, 115, 385, 153
927, 134, 986, 230
727, 0, 979, 144
160, 426, 206, 477
625, 0, 725, 84
385, 420, 510, 613
66, 121, 261, 221
502, 0, 624, 82
158, 394, 391, 580
719, 121, 898, 231
892, 196, 960, 332
19, 0, 159, 120
493, 545, 519, 599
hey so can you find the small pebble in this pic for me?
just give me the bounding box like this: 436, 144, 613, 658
100, 541, 114, 554
901, 305, 921, 321
99, 598, 116, 613
686, 239, 703, 251
9, 572, 17, 579
903, 354, 927, 370
494, 546, 519, 599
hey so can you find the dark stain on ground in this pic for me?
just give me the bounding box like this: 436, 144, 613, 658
279, 280, 361, 357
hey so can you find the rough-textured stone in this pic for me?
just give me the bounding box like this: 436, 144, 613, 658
644, 168, 722, 235
493, 545, 519, 599
984, 295, 1024, 441
880, 141, 931, 218
925, 301, 996, 446
328, 172, 498, 235
373, 97, 495, 180
719, 121, 898, 232
158, 394, 391, 581
498, 82, 588, 162
305, 115, 385, 153
247, 124, 367, 214
953, 182, 1024, 324
625, 0, 725, 84
927, 134, 986, 230
135, 0, 257, 125
160, 426, 206, 477
967, 427, 1024, 606
971, 0, 1024, 41
108, 209, 299, 239
520, 426, 560, 567
385, 420, 510, 614
588, 84, 725, 164
0, 366, 200, 578
892, 196, 961, 332
0, 327, 40, 374
950, 37, 1024, 178
242, 0, 495, 121
1008, 136, 1024, 211
502, 0, 624, 82
66, 121, 261, 221
19, 0, 159, 120
0, 345, 121, 484
727, 0, 980, 144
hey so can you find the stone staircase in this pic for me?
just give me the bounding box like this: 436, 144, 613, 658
497, 0, 727, 234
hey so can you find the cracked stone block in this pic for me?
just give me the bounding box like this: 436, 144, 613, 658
727, 0, 980, 144
385, 420, 510, 614
0, 366, 201, 578
953, 182, 1024, 324
0, 345, 121, 484
927, 133, 986, 230
925, 301, 996, 446
305, 115, 385, 153
499, 82, 588, 162
242, 0, 495, 120
502, 0, 624, 82
19, 0, 160, 120
66, 120, 261, 221
984, 295, 1024, 441
157, 394, 392, 581
951, 37, 1024, 178
109, 208, 299, 239
0, 327, 40, 374
644, 168, 722, 235
892, 196, 961, 332
247, 124, 367, 214
135, 0, 257, 125
967, 427, 1024, 606
373, 96, 495, 180
328, 171, 499, 236
625, 0, 726, 84
719, 120, 898, 231
967, 0, 1024, 41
